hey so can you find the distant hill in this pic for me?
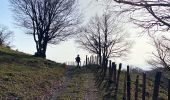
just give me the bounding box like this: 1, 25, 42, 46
127, 66, 169, 89
146, 67, 170, 89
128, 66, 169, 96
87, 65, 168, 100
0, 46, 66, 99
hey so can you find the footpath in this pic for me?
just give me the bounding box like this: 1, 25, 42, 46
50, 66, 101, 100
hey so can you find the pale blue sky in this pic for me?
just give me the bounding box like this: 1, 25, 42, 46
0, 0, 154, 70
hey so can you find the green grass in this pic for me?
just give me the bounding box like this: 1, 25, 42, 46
88, 65, 168, 100
56, 68, 87, 99
56, 67, 102, 100
0, 46, 167, 99
0, 46, 66, 99
117, 71, 168, 100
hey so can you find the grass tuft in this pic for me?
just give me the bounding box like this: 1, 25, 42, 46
0, 46, 66, 99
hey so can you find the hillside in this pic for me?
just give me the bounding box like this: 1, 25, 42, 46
50, 66, 102, 100
0, 46, 66, 99
0, 46, 168, 100
146, 68, 170, 89
50, 63, 168, 100
86, 65, 168, 100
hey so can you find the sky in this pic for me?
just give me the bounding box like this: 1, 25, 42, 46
0, 0, 154, 70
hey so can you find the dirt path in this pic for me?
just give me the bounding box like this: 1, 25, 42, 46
50, 66, 101, 100
83, 72, 100, 100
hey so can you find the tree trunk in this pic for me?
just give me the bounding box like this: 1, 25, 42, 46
34, 38, 47, 58
42, 39, 48, 58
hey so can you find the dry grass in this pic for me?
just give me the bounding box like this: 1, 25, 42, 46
0, 46, 66, 99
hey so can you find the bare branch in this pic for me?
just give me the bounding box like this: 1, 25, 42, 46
77, 12, 132, 65
10, 0, 80, 58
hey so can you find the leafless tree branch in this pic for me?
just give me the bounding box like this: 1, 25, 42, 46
10, 0, 80, 58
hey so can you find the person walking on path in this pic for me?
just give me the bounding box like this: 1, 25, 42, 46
75, 55, 81, 68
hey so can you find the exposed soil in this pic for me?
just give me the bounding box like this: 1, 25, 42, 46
50, 66, 101, 100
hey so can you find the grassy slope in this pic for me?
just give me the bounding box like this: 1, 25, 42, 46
52, 66, 101, 100
146, 68, 170, 89
88, 65, 168, 100
0, 45, 167, 99
56, 67, 87, 99
0, 46, 66, 99
116, 71, 168, 100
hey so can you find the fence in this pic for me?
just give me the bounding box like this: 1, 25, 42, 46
84, 55, 170, 100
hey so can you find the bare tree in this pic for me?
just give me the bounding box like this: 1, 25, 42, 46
111, 0, 170, 71
112, 0, 170, 33
77, 12, 132, 66
0, 25, 13, 46
148, 35, 170, 71
10, 0, 80, 58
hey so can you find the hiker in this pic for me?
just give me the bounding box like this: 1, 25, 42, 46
75, 55, 81, 68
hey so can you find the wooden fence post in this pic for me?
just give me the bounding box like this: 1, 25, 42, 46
106, 60, 112, 91
96, 56, 98, 65
91, 55, 94, 64
168, 79, 170, 100
113, 62, 117, 86
127, 66, 130, 77
152, 72, 162, 100
122, 72, 127, 100
90, 56, 92, 64
87, 57, 89, 65
95, 56, 96, 64
135, 75, 139, 100
127, 66, 131, 100
108, 60, 112, 81
86, 55, 88, 66
142, 73, 146, 100
114, 63, 122, 100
